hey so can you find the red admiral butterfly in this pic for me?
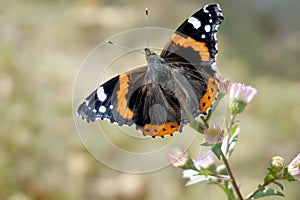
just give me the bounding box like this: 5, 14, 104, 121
77, 4, 224, 137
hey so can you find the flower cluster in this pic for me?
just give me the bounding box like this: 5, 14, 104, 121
168, 148, 229, 186
167, 77, 298, 199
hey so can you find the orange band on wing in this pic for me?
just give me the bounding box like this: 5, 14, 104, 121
171, 33, 210, 61
141, 122, 180, 137
199, 75, 219, 113
116, 74, 134, 119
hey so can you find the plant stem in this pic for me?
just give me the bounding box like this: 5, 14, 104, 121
244, 179, 275, 200
200, 114, 210, 128
221, 151, 244, 200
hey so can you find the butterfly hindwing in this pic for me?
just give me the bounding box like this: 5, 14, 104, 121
129, 83, 182, 137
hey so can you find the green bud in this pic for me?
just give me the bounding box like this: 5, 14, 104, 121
230, 99, 247, 115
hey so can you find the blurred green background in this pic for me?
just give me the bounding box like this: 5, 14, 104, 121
1, 0, 299, 199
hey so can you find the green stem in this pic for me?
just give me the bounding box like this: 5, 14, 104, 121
221, 151, 244, 200
245, 179, 276, 200
225, 114, 236, 155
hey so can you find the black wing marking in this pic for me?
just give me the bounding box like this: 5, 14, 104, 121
77, 66, 147, 125
161, 4, 224, 65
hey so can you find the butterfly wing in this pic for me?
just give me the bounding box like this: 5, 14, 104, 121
129, 83, 182, 137
77, 66, 147, 126
160, 4, 223, 115
77, 65, 183, 137
161, 4, 223, 65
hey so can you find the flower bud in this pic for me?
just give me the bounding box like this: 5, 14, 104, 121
271, 156, 284, 172
204, 125, 224, 145
229, 83, 257, 115
219, 76, 231, 94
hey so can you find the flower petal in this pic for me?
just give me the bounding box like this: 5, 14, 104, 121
167, 147, 189, 167
182, 169, 199, 179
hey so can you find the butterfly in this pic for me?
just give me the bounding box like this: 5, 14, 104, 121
77, 4, 224, 138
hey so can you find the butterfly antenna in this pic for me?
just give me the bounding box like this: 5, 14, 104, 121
145, 8, 149, 48
106, 40, 144, 54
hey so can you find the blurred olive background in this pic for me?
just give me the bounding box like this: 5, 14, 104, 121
1, 0, 299, 199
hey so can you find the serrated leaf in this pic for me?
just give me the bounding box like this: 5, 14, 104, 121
273, 181, 284, 191
251, 188, 284, 199
212, 142, 222, 160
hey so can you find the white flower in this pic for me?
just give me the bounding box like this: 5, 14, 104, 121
230, 83, 257, 103
204, 124, 224, 145
193, 150, 215, 170
229, 83, 257, 115
288, 153, 300, 181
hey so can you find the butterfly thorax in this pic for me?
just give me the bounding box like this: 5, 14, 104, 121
144, 48, 172, 85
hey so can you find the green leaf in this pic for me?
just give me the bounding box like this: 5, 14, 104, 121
283, 167, 297, 182
189, 118, 205, 134
212, 142, 222, 160
272, 181, 284, 191
226, 124, 240, 157
251, 188, 284, 199
228, 123, 240, 137
201, 142, 213, 147
210, 182, 236, 200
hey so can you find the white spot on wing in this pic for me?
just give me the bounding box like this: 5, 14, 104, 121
99, 106, 106, 113
109, 105, 114, 109
97, 86, 107, 102
201, 34, 206, 39
203, 5, 209, 13
211, 62, 218, 71
188, 17, 201, 29
205, 25, 211, 32
214, 32, 217, 41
